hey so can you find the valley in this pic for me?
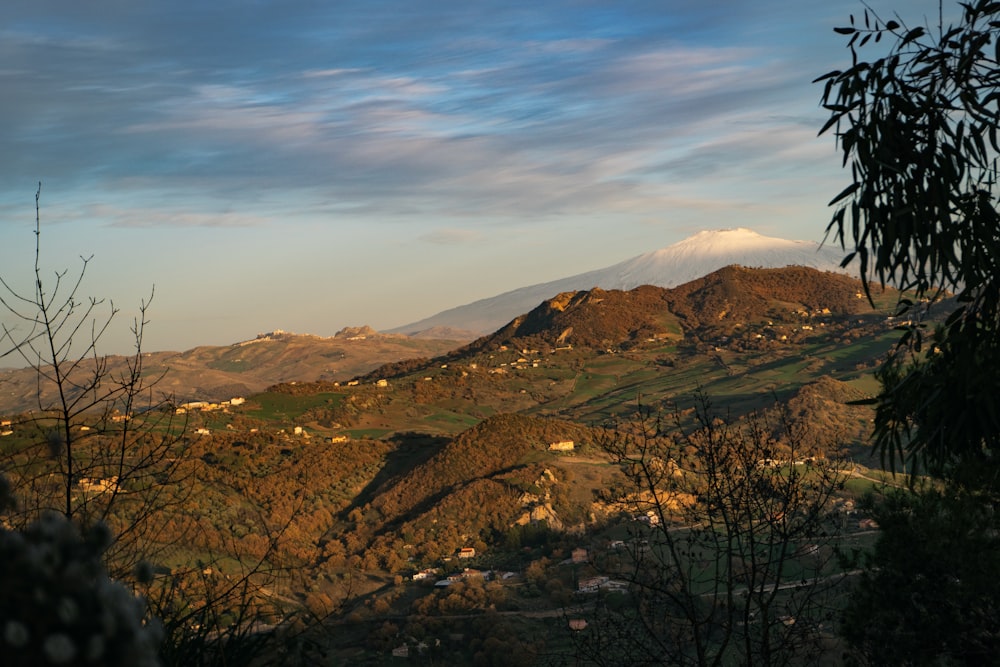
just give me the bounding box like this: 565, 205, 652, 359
0, 265, 922, 664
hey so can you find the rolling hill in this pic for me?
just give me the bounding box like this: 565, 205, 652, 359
0, 328, 465, 416
365, 264, 894, 386
0, 260, 915, 664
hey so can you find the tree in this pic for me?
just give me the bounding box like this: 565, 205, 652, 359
575, 397, 848, 666
840, 484, 1000, 665
0, 184, 187, 580
0, 188, 321, 666
816, 0, 1000, 481
818, 4, 1000, 663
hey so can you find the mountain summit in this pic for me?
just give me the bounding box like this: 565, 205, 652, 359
390, 228, 850, 337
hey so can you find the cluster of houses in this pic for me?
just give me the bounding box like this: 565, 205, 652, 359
172, 394, 327, 440
175, 397, 246, 415
409, 545, 632, 596
412, 566, 520, 588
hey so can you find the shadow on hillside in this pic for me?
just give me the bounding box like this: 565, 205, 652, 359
357, 461, 531, 544
339, 431, 449, 516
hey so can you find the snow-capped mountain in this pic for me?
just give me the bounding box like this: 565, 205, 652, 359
389, 228, 851, 337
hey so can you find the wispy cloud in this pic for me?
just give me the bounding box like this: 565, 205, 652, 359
0, 1, 849, 227
95, 205, 270, 229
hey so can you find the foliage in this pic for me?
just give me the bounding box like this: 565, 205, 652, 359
840, 485, 1000, 665
818, 5, 1000, 664
0, 491, 162, 667
577, 397, 847, 666
327, 414, 594, 570
817, 0, 1000, 479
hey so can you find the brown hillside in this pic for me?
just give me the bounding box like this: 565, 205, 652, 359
0, 332, 464, 415
360, 265, 892, 382
779, 376, 875, 455
665, 265, 877, 329
473, 265, 889, 351
331, 413, 594, 566
362, 413, 589, 525
489, 285, 672, 350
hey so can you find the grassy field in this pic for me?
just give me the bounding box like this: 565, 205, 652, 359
244, 391, 345, 422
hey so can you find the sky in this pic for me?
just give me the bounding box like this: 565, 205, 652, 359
0, 0, 951, 357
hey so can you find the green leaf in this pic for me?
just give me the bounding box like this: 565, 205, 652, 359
811, 70, 842, 83
828, 182, 860, 206
818, 114, 841, 136
902, 27, 925, 45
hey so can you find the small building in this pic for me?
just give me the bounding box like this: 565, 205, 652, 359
603, 580, 630, 592
78, 476, 118, 494
577, 576, 609, 594
548, 440, 575, 452
638, 510, 660, 526
457, 547, 476, 559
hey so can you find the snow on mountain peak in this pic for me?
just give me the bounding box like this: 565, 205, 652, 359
609, 228, 843, 291
655, 228, 814, 258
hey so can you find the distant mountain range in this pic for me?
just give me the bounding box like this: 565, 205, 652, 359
388, 228, 850, 337
0, 228, 857, 416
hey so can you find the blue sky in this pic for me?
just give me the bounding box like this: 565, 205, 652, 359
0, 0, 949, 356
